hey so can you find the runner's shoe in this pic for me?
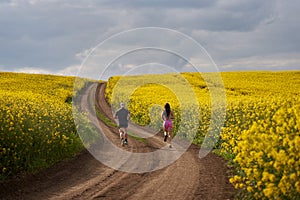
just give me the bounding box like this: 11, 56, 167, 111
121, 138, 124, 146
124, 139, 128, 145
164, 134, 168, 142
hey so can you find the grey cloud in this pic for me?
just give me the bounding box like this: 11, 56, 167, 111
0, 1, 118, 69
161, 0, 276, 32
0, 0, 10, 3
97, 0, 217, 9
0, 0, 299, 76
0, 2, 113, 40
188, 0, 300, 70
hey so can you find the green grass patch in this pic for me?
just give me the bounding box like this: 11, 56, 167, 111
127, 132, 147, 144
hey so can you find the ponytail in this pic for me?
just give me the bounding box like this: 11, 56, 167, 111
165, 103, 171, 118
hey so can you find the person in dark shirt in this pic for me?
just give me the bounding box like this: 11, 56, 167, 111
114, 102, 130, 145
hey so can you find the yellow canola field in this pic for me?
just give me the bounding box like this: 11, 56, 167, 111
105, 71, 300, 199
0, 72, 84, 178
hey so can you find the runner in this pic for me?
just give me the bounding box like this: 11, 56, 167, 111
161, 103, 174, 147
114, 102, 130, 146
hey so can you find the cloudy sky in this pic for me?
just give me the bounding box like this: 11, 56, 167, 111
0, 0, 299, 79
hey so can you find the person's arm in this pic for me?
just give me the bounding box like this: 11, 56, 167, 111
170, 110, 175, 120
127, 111, 130, 120
161, 111, 165, 121
114, 110, 118, 119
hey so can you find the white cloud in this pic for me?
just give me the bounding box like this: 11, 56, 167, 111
12, 67, 53, 74
221, 53, 300, 71
57, 65, 81, 76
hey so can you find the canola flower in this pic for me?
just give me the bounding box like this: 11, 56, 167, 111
0, 72, 89, 178
227, 99, 300, 199
106, 71, 300, 199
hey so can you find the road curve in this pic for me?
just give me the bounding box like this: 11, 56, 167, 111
0, 82, 236, 200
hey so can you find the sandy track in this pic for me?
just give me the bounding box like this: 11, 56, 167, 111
0, 83, 236, 200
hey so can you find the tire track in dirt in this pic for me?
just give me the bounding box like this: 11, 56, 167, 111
0, 82, 236, 200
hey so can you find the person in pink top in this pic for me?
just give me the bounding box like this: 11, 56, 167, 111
161, 103, 174, 146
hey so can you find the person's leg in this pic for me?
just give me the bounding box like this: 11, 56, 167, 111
124, 128, 128, 139
167, 120, 173, 147
168, 128, 172, 138
164, 132, 168, 142
167, 128, 173, 148
124, 128, 128, 144
163, 121, 168, 142
167, 120, 173, 137
119, 128, 124, 139
121, 127, 128, 144
165, 121, 172, 142
119, 128, 125, 146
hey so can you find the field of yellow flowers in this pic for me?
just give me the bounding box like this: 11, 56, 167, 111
105, 71, 300, 199
0, 72, 87, 179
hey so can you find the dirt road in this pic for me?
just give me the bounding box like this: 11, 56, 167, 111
0, 83, 236, 200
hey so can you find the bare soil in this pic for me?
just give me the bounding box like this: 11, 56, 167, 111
0, 83, 236, 200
